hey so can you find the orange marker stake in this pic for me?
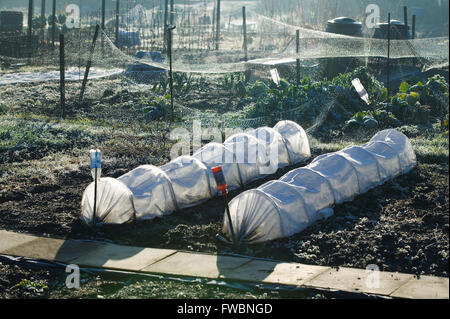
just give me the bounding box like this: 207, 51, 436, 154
212, 166, 236, 244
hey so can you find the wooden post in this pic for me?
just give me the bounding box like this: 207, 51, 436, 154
28, 0, 33, 56
79, 25, 100, 104
59, 34, 66, 119
242, 6, 247, 61
115, 0, 120, 46
296, 29, 300, 85
387, 13, 391, 100
412, 15, 416, 40
215, 0, 220, 50
403, 6, 408, 38
51, 0, 56, 48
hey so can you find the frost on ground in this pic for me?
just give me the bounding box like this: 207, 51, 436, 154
0, 68, 123, 86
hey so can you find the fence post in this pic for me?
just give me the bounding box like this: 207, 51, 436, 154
215, 0, 221, 50
59, 34, 66, 119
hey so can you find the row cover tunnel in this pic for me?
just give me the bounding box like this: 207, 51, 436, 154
81, 120, 311, 225
224, 129, 417, 243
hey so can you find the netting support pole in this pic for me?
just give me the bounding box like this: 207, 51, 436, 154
412, 15, 416, 40
387, 13, 391, 101
101, 0, 105, 49
28, 0, 33, 58
170, 0, 174, 25
115, 0, 120, 47
163, 0, 169, 52
296, 29, 300, 86
242, 6, 248, 62
41, 0, 45, 17
403, 6, 408, 39
51, 0, 56, 48
243, 6, 250, 82
215, 0, 221, 50
79, 24, 100, 105
168, 26, 176, 123
59, 34, 66, 119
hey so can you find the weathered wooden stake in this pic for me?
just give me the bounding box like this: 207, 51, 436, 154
59, 34, 66, 119
79, 25, 100, 104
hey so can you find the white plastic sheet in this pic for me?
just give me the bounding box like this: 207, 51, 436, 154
81, 120, 311, 225
225, 129, 417, 244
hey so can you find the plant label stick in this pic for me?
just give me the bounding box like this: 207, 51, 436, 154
352, 78, 370, 105
90, 149, 102, 226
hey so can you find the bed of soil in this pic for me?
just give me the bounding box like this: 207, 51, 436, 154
0, 75, 448, 298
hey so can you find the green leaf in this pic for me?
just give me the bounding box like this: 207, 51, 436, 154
399, 81, 410, 93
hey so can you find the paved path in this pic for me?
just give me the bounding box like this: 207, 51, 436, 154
0, 230, 448, 299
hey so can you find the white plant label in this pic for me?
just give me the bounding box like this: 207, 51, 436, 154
366, 4, 380, 29
66, 4, 80, 29
270, 68, 280, 86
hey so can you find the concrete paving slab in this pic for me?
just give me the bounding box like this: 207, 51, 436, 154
142, 252, 252, 279
3, 237, 103, 263
391, 275, 449, 299
262, 262, 330, 286
0, 230, 38, 253
71, 243, 176, 271
1, 230, 448, 299
306, 267, 414, 295
220, 259, 330, 286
